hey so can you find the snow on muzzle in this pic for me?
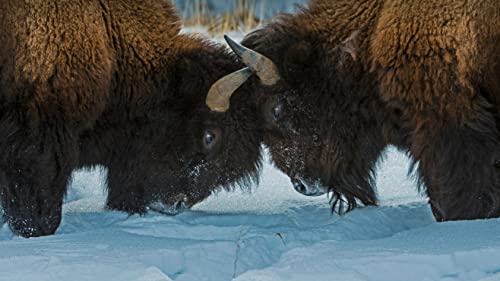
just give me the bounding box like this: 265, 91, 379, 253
148, 194, 189, 215
291, 176, 327, 197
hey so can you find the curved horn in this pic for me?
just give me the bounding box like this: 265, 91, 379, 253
206, 67, 253, 112
224, 35, 280, 86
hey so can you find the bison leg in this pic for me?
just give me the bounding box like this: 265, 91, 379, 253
106, 163, 149, 215
412, 116, 500, 221
0, 124, 77, 237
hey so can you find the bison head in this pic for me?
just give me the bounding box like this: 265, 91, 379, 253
168, 42, 263, 209
210, 22, 393, 214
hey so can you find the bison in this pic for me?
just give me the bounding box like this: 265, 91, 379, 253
0, 0, 262, 237
208, 0, 500, 221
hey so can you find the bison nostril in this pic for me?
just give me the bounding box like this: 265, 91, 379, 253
495, 159, 500, 169
292, 179, 307, 194
291, 177, 327, 197
175, 200, 187, 211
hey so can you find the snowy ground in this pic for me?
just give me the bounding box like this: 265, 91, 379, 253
1, 147, 500, 281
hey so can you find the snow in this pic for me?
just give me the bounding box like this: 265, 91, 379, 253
1, 147, 500, 281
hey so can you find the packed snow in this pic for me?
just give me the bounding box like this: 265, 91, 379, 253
1, 147, 500, 281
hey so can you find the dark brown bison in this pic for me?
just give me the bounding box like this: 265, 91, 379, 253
208, 0, 500, 220
0, 0, 261, 237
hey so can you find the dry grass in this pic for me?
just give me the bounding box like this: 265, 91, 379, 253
181, 0, 265, 35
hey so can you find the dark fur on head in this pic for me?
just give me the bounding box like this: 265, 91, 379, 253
242, 11, 387, 214
242, 0, 500, 219
0, 0, 261, 237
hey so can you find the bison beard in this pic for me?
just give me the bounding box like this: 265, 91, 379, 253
0, 0, 262, 237
218, 0, 500, 220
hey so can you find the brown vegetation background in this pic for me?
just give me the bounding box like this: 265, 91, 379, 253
175, 0, 307, 34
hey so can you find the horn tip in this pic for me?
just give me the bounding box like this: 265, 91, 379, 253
224, 35, 244, 58
224, 35, 235, 45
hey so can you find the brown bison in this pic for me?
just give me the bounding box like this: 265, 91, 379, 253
0, 0, 261, 237
208, 0, 500, 221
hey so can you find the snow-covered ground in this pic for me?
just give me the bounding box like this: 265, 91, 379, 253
1, 147, 500, 281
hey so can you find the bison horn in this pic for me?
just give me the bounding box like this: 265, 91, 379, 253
224, 35, 280, 86
206, 67, 253, 112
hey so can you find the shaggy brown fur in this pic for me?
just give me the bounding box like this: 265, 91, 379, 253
241, 0, 500, 219
0, 0, 262, 237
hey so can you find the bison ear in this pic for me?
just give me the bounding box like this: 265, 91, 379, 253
339, 30, 361, 61
177, 56, 197, 79
175, 57, 195, 91
283, 41, 315, 78
174, 56, 204, 104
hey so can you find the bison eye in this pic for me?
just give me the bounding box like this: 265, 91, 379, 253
203, 131, 215, 148
272, 102, 284, 122
202, 129, 220, 151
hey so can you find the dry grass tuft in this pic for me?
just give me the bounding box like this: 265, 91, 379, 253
181, 0, 264, 35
